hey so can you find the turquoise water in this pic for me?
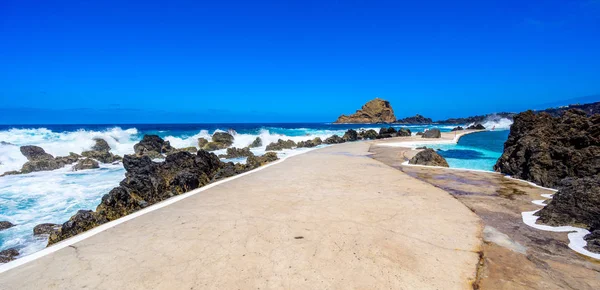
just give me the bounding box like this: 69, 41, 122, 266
419, 130, 509, 171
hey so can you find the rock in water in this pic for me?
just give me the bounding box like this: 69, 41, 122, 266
396, 128, 412, 137
246, 152, 279, 168
20, 145, 53, 161
48, 210, 109, 245
0, 221, 15, 230
494, 109, 600, 188
358, 129, 379, 140
451, 126, 464, 131
377, 127, 397, 139
197, 138, 209, 148
342, 129, 358, 141
396, 114, 433, 124
249, 137, 262, 148
72, 158, 100, 171
133, 135, 175, 157
297, 137, 322, 148
33, 223, 61, 235
265, 139, 296, 151
324, 135, 345, 144
202, 132, 234, 151
536, 177, 600, 229
467, 124, 486, 130
0, 248, 19, 263
421, 128, 441, 138
334, 98, 396, 123
91, 138, 111, 152
409, 149, 449, 167
218, 147, 253, 158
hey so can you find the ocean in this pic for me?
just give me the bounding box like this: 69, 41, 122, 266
0, 120, 511, 259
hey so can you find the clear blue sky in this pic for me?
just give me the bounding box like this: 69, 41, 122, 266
1, 0, 599, 124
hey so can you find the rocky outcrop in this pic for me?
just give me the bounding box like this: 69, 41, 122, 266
21, 145, 54, 161
246, 152, 279, 168
536, 177, 600, 229
437, 112, 515, 124
15, 146, 82, 174
324, 135, 345, 144
202, 132, 234, 151
82, 139, 121, 163
133, 135, 175, 158
33, 223, 61, 236
175, 147, 198, 153
377, 127, 397, 139
342, 129, 358, 141
72, 158, 99, 171
197, 138, 208, 148
0, 221, 15, 230
421, 128, 441, 138
0, 248, 19, 263
467, 124, 485, 130
451, 126, 464, 131
396, 114, 432, 124
494, 109, 600, 188
265, 139, 296, 151
48, 210, 108, 245
218, 147, 253, 159
396, 128, 412, 137
358, 129, 378, 140
249, 137, 262, 148
214, 152, 279, 180
334, 98, 396, 124
91, 138, 110, 152
297, 138, 322, 148
409, 149, 449, 167
584, 227, 600, 253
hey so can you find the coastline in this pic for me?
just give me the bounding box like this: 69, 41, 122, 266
370, 132, 600, 261
0, 140, 482, 289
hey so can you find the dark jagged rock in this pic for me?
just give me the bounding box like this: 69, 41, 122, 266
377, 127, 397, 139
0, 248, 19, 263
218, 147, 253, 159
494, 109, 600, 188
81, 150, 122, 163
213, 162, 248, 180
421, 128, 441, 138
342, 129, 358, 141
396, 114, 432, 124
416, 132, 424, 136
358, 129, 378, 140
584, 227, 600, 253
536, 177, 600, 229
20, 145, 53, 161
265, 139, 296, 151
409, 149, 449, 167
33, 223, 61, 236
451, 126, 464, 131
297, 137, 322, 148
197, 138, 208, 148
396, 128, 412, 137
0, 221, 15, 230
133, 135, 175, 157
324, 135, 345, 144
246, 152, 279, 168
0, 141, 15, 146
175, 147, 198, 153
437, 112, 516, 124
249, 137, 262, 148
48, 210, 109, 245
55, 152, 81, 165
467, 124, 486, 130
72, 158, 99, 171
202, 132, 235, 151
91, 138, 110, 152
334, 98, 396, 124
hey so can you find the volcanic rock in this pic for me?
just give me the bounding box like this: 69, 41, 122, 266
451, 126, 464, 131
72, 158, 100, 171
0, 221, 15, 231
358, 129, 378, 140
91, 138, 111, 152
377, 127, 397, 139
396, 114, 432, 124
249, 137, 262, 148
246, 152, 279, 168
324, 135, 345, 144
342, 129, 358, 141
297, 137, 323, 148
396, 128, 412, 137
133, 135, 175, 157
20, 145, 53, 161
33, 223, 61, 236
48, 210, 109, 245
0, 248, 19, 263
467, 124, 486, 130
197, 138, 209, 148
334, 98, 396, 124
218, 147, 253, 159
409, 149, 449, 167
202, 132, 234, 151
421, 128, 441, 138
494, 109, 600, 188
265, 139, 296, 151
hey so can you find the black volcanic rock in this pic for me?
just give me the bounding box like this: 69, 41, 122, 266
324, 135, 345, 144
297, 138, 322, 148
20, 145, 53, 161
494, 109, 600, 188
91, 138, 111, 152
49, 210, 109, 245
0, 221, 15, 231
396, 114, 432, 124
249, 137, 262, 148
409, 149, 449, 167
218, 147, 253, 159
584, 227, 600, 253
33, 223, 61, 236
0, 248, 19, 263
265, 139, 296, 151
72, 158, 100, 171
536, 177, 600, 228
134, 135, 175, 157
396, 128, 412, 137
377, 127, 397, 139
342, 129, 358, 141
437, 112, 516, 125
451, 126, 464, 131
467, 124, 486, 130
358, 129, 378, 140
422, 128, 441, 138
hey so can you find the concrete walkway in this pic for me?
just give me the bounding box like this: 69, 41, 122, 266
0, 141, 482, 290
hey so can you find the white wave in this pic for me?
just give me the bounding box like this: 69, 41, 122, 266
467, 115, 513, 130
0, 127, 139, 175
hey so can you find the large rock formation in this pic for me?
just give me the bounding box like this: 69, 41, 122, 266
334, 98, 396, 124
494, 109, 600, 188
202, 132, 234, 151
15, 146, 82, 174
409, 149, 449, 167
396, 114, 432, 124
82, 138, 122, 163
133, 135, 175, 158
422, 128, 441, 138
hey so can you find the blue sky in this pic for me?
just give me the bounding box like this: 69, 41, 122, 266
1, 0, 599, 124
